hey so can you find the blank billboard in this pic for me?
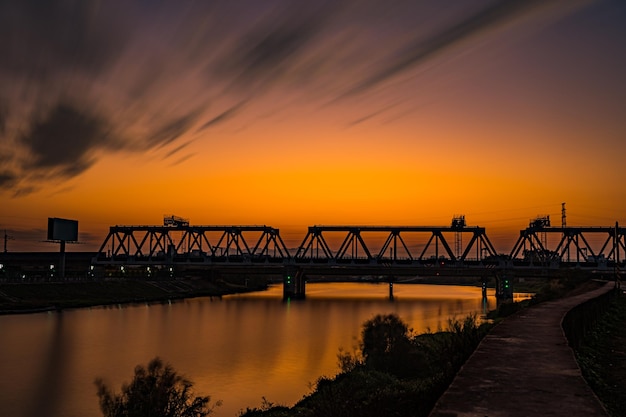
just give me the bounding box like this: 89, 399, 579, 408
47, 218, 78, 242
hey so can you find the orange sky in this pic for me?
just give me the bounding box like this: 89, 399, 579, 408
1, 0, 625, 252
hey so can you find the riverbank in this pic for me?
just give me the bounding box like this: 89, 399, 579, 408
0, 277, 268, 315
237, 276, 621, 417
0, 274, 533, 315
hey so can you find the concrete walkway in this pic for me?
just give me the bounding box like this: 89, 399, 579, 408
429, 282, 614, 417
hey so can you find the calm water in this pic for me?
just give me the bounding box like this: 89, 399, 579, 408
0, 283, 528, 417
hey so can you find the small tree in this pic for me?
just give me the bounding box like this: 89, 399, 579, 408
360, 314, 425, 378
362, 314, 410, 358
95, 357, 220, 417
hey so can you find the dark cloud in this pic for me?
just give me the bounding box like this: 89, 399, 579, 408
0, 0, 130, 78
0, 1, 136, 194
46, 184, 77, 197
169, 154, 194, 167
228, 23, 316, 81
216, 3, 336, 90
0, 171, 17, 188
12, 186, 38, 198
1, 97, 205, 193
149, 110, 203, 147
347, 102, 400, 127
20, 103, 107, 175
342, 0, 546, 97
162, 141, 192, 160
196, 102, 247, 133
0, 102, 6, 135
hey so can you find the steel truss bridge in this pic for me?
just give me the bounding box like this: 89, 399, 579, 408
92, 220, 625, 299
94, 225, 291, 264
511, 225, 626, 266
92, 221, 626, 268
93, 224, 500, 266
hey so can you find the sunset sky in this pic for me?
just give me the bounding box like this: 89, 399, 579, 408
1, 0, 625, 252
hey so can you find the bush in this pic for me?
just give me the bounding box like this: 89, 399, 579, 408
296, 369, 432, 417
240, 313, 492, 417
360, 314, 417, 377
95, 357, 220, 417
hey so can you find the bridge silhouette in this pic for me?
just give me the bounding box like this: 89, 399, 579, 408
91, 216, 625, 299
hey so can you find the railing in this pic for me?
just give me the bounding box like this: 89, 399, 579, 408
562, 287, 618, 349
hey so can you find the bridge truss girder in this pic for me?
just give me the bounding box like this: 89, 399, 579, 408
293, 226, 498, 263
509, 226, 626, 263
94, 225, 291, 264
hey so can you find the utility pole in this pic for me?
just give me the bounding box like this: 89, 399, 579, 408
561, 203, 568, 262
3, 230, 14, 253
613, 222, 621, 288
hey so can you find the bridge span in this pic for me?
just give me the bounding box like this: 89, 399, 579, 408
91, 217, 625, 299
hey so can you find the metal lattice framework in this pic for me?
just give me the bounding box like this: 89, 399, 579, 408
93, 225, 291, 264
294, 225, 498, 263
510, 225, 626, 263
92, 221, 626, 269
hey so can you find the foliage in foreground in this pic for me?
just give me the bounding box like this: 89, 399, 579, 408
95, 357, 220, 417
575, 292, 626, 417
240, 313, 491, 417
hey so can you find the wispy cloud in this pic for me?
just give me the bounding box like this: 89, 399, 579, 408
169, 154, 194, 167
162, 141, 193, 160
0, 0, 596, 196
340, 0, 547, 98
196, 101, 247, 133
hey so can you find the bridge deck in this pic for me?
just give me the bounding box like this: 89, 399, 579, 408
429, 282, 613, 417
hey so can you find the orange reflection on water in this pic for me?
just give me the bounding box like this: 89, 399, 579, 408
0, 283, 530, 417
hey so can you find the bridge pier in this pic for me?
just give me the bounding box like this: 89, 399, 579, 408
283, 267, 306, 300
495, 273, 513, 300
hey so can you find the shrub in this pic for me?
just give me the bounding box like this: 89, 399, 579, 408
95, 357, 220, 417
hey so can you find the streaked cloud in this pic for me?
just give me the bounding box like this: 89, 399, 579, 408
0, 0, 603, 196
196, 101, 247, 133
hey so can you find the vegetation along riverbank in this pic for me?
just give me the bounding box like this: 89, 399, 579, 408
0, 276, 268, 314
239, 313, 491, 417
235, 274, 622, 417
574, 289, 626, 417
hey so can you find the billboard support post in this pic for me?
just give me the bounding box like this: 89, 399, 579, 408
59, 240, 66, 280
47, 218, 78, 281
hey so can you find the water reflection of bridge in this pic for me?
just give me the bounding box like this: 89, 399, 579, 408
92, 218, 625, 299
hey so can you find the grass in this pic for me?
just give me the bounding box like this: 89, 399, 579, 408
575, 290, 626, 417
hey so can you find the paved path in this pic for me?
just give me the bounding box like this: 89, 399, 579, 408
429, 282, 614, 417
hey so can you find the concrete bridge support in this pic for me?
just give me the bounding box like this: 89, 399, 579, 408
283, 267, 306, 300
495, 273, 513, 300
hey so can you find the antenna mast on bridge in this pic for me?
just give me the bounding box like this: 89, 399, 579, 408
452, 215, 466, 259
164, 215, 189, 227
530, 215, 550, 249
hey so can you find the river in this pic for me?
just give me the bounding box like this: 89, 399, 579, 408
0, 283, 530, 417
